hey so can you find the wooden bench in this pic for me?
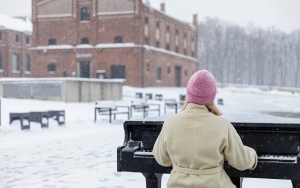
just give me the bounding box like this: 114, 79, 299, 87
164, 99, 178, 114
29, 111, 49, 128
130, 102, 161, 118
154, 94, 163, 101
179, 94, 186, 107
217, 98, 224, 105
94, 103, 130, 123
9, 112, 30, 130
48, 110, 65, 125
9, 110, 66, 130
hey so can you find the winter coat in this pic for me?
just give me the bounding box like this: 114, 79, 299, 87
153, 103, 257, 188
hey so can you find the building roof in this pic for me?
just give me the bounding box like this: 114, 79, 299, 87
0, 14, 32, 34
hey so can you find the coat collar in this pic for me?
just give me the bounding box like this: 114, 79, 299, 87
184, 103, 210, 113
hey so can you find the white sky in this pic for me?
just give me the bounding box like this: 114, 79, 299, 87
0, 0, 299, 33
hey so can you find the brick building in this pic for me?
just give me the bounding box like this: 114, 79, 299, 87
0, 14, 32, 78
31, 0, 198, 87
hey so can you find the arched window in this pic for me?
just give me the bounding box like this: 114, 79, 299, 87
48, 38, 56, 45
47, 64, 56, 72
81, 7, 90, 21
114, 36, 123, 43
81, 37, 89, 44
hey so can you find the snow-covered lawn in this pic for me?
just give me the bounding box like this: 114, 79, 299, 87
1, 85, 299, 188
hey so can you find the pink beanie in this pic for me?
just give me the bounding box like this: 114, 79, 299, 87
186, 70, 217, 105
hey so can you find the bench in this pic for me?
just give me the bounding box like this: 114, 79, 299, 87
9, 112, 30, 130
135, 92, 143, 99
164, 99, 178, 114
145, 93, 153, 100
48, 110, 65, 125
9, 110, 66, 130
179, 94, 186, 107
94, 103, 130, 123
217, 98, 224, 105
130, 102, 161, 118
154, 94, 163, 101
29, 111, 49, 128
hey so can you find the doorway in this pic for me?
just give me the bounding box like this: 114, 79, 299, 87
79, 61, 90, 78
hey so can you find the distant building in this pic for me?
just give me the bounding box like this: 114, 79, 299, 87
31, 0, 198, 87
0, 14, 32, 77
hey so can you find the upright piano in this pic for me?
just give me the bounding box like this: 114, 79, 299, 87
117, 113, 300, 188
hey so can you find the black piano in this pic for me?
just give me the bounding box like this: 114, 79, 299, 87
117, 113, 300, 188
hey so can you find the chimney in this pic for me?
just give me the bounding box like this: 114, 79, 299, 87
193, 14, 198, 25
160, 3, 165, 12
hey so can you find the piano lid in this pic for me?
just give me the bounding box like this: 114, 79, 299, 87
126, 112, 300, 129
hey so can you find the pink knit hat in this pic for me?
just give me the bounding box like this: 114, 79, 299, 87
186, 70, 217, 105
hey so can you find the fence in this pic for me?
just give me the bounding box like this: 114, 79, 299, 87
0, 78, 124, 102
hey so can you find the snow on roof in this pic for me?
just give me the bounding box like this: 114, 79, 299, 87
31, 43, 197, 62
0, 14, 32, 33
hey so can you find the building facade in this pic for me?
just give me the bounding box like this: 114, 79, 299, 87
31, 0, 198, 87
0, 15, 32, 78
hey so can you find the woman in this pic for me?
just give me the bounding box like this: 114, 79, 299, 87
153, 70, 257, 188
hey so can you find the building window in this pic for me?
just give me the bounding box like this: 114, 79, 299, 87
166, 44, 170, 50
175, 29, 179, 46
81, 37, 89, 44
47, 64, 56, 72
146, 63, 150, 71
14, 34, 19, 43
167, 66, 170, 74
144, 17, 149, 38
0, 53, 3, 69
114, 36, 123, 43
0, 32, 2, 41
12, 54, 20, 71
156, 41, 160, 48
166, 32, 170, 43
111, 65, 125, 78
191, 36, 195, 55
48, 38, 56, 45
81, 7, 90, 21
25, 55, 30, 72
25, 37, 30, 44
144, 25, 149, 37
155, 28, 160, 41
144, 37, 149, 45
156, 67, 161, 81
183, 33, 187, 50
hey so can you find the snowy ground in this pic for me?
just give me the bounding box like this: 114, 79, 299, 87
1, 85, 300, 188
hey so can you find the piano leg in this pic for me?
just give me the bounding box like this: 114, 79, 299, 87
142, 173, 163, 188
292, 180, 300, 188
230, 177, 243, 188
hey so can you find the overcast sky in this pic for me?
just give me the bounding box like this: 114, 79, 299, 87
0, 0, 299, 33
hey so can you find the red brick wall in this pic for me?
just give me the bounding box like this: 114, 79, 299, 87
0, 29, 31, 78
31, 0, 198, 87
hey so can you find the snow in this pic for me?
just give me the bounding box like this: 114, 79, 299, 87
0, 14, 32, 33
1, 85, 299, 188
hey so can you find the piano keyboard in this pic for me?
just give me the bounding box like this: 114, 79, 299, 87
134, 151, 297, 163
134, 151, 153, 157
258, 155, 297, 163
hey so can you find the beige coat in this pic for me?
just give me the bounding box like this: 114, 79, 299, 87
153, 103, 257, 188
